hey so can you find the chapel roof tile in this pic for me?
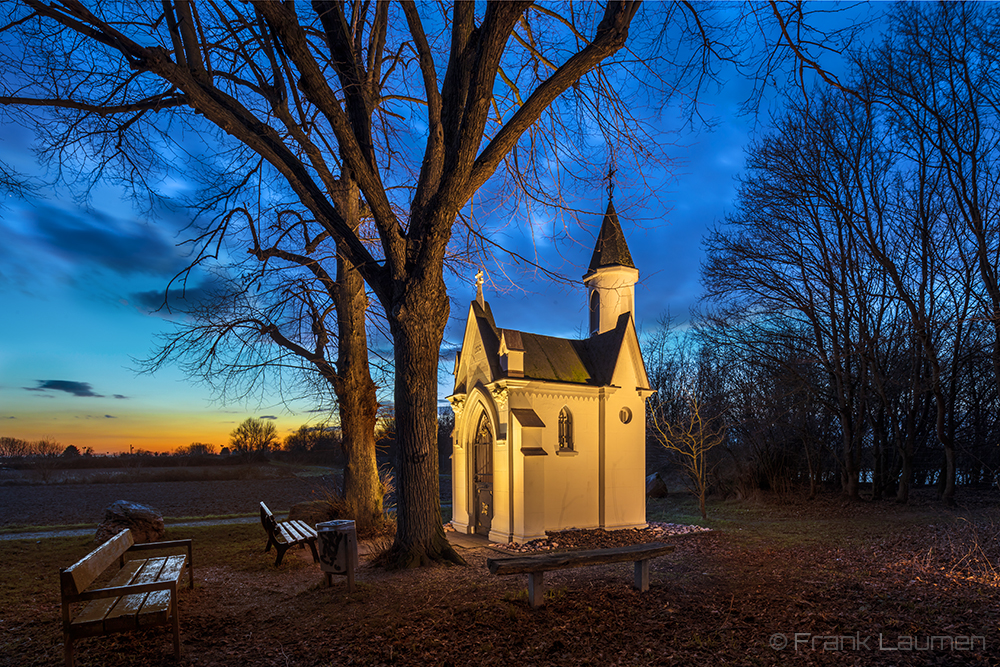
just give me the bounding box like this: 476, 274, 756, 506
503, 314, 630, 386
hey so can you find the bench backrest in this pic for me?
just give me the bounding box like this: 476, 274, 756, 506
487, 542, 675, 575
60, 529, 135, 597
260, 502, 278, 534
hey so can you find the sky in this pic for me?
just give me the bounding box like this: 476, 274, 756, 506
0, 3, 872, 455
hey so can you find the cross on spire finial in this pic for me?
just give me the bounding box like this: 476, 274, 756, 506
606, 158, 616, 203
475, 269, 485, 306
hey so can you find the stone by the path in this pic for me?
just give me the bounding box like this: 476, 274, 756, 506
95, 500, 165, 543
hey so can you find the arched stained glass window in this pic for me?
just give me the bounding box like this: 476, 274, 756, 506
558, 407, 573, 451
475, 411, 492, 445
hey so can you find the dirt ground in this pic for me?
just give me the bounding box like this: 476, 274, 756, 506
2, 485, 999, 666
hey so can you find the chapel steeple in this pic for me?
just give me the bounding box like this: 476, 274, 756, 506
588, 200, 635, 271
583, 198, 639, 336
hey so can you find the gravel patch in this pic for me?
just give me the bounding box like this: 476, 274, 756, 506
483, 521, 711, 553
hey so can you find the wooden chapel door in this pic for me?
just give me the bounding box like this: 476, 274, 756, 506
473, 411, 493, 536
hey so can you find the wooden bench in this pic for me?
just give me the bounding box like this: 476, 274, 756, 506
60, 529, 193, 667
487, 542, 675, 608
260, 501, 319, 566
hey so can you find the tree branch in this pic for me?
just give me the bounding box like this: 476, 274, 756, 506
0, 93, 188, 115
469, 0, 640, 193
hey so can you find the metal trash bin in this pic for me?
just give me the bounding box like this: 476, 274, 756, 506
316, 520, 357, 590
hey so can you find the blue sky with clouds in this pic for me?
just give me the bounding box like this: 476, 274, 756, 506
0, 3, 876, 454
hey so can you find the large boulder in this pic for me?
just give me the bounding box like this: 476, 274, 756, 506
646, 472, 669, 498
95, 500, 165, 543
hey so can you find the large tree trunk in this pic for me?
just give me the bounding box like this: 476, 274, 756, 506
802, 435, 817, 500
895, 407, 916, 504
896, 455, 912, 503
332, 178, 383, 534
336, 253, 382, 533
928, 360, 956, 504
385, 269, 464, 567
871, 408, 886, 500
838, 411, 861, 500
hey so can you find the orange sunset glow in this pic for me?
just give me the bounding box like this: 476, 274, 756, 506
6, 407, 303, 455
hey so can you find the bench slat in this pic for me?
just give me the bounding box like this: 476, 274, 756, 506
138, 555, 186, 628
104, 557, 167, 632
279, 521, 305, 544
70, 560, 144, 633
277, 520, 317, 546
487, 542, 675, 575
288, 520, 317, 538
61, 531, 134, 597
260, 502, 277, 531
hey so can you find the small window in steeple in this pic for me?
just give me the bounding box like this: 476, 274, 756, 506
558, 407, 574, 451
589, 291, 600, 335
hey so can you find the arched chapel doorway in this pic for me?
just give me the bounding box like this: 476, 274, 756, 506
472, 410, 493, 536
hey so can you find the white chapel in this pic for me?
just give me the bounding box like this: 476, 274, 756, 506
447, 200, 653, 544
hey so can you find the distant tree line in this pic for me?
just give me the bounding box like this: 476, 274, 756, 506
0, 437, 68, 458
649, 3, 1000, 505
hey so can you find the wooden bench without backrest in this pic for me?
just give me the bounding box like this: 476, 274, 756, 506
259, 501, 320, 566
60, 528, 194, 667
487, 542, 675, 608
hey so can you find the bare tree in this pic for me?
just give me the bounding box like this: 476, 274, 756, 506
0, 437, 32, 458
230, 417, 279, 456
284, 424, 339, 453
651, 391, 725, 520
145, 193, 388, 531
703, 102, 879, 499
704, 7, 1000, 504
178, 442, 217, 456
872, 3, 1000, 387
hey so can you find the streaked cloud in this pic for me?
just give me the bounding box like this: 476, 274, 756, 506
128, 282, 215, 314
26, 380, 102, 397
26, 204, 186, 277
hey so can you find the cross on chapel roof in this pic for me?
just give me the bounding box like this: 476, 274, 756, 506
475, 269, 485, 307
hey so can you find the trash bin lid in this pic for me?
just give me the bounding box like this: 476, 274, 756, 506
316, 520, 356, 531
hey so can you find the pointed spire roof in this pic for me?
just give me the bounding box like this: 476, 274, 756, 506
588, 200, 635, 271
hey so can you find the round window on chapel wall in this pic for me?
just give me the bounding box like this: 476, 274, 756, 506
619, 407, 632, 424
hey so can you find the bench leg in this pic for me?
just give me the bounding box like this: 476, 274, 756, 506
634, 559, 650, 592
172, 589, 181, 659
64, 634, 73, 667
275, 543, 292, 566
527, 572, 545, 608
306, 537, 320, 563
